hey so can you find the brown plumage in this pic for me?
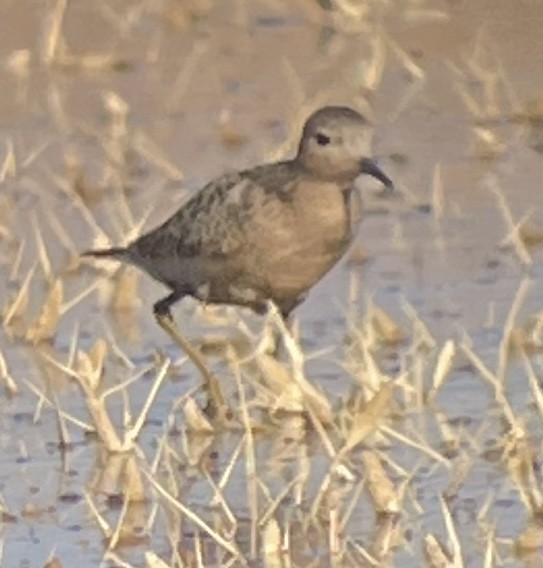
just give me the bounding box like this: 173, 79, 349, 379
83, 106, 393, 319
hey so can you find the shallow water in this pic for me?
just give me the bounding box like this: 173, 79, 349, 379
1, 0, 543, 566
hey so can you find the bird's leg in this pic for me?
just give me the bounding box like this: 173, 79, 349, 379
153, 292, 225, 416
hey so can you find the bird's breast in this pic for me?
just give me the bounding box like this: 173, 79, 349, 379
250, 180, 360, 296
291, 180, 359, 254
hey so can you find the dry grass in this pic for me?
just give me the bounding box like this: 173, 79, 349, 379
0, 0, 542, 566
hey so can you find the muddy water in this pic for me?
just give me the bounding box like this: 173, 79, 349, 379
1, 0, 543, 566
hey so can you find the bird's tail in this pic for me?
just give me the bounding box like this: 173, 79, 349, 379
81, 246, 129, 260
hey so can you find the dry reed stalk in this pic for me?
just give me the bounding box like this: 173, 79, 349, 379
41, 348, 170, 452
183, 397, 214, 433
60, 280, 101, 316
202, 469, 236, 528
339, 383, 394, 458
362, 451, 400, 514
258, 474, 305, 529
23, 376, 94, 432
368, 304, 405, 346
435, 409, 461, 460
488, 180, 532, 266
424, 534, 454, 568
145, 551, 170, 568
141, 469, 242, 558
404, 7, 449, 22
252, 353, 306, 414
216, 109, 247, 148
48, 169, 110, 244
262, 518, 283, 568
182, 423, 215, 466
453, 73, 484, 119
74, 373, 124, 451
0, 139, 16, 183
2, 261, 35, 332
0, 220, 12, 243
517, 221, 543, 247
84, 489, 111, 538
45, 207, 79, 263
194, 532, 204, 568
43, 556, 63, 568
522, 349, 543, 422
20, 139, 50, 170
428, 340, 456, 401
63, 151, 101, 207
119, 359, 172, 449
25, 278, 63, 344
372, 513, 401, 562
165, 41, 209, 114
496, 277, 531, 382
46, 81, 70, 134
516, 520, 543, 554
0, 493, 16, 524
5, 49, 31, 104
32, 213, 53, 282
431, 163, 444, 221
75, 338, 107, 391
386, 33, 425, 81
356, 340, 384, 392
481, 524, 496, 568
267, 302, 333, 424
103, 325, 136, 370
459, 341, 517, 428
444, 454, 473, 500
210, 433, 246, 507
51, 391, 71, 448
41, 0, 67, 64
121, 453, 146, 502
103, 550, 138, 568
471, 127, 506, 160
401, 298, 437, 349
0, 347, 18, 396
111, 269, 140, 313
382, 423, 451, 467
347, 539, 380, 566
329, 504, 341, 558
8, 239, 26, 282
440, 495, 464, 568
58, 53, 129, 72
359, 32, 386, 93
231, 350, 259, 559
501, 428, 541, 513
105, 486, 132, 551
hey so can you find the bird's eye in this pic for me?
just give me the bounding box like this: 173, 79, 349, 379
315, 132, 331, 146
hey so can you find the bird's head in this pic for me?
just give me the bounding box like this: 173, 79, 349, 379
297, 106, 393, 191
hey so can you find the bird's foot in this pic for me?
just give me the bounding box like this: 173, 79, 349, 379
153, 300, 174, 321
153, 289, 186, 321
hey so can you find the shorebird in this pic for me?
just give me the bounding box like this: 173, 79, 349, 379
84, 106, 393, 409
84, 106, 393, 321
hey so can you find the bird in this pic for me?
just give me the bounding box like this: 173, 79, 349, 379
83, 106, 393, 322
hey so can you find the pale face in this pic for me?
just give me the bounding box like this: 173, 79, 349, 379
297, 106, 392, 188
